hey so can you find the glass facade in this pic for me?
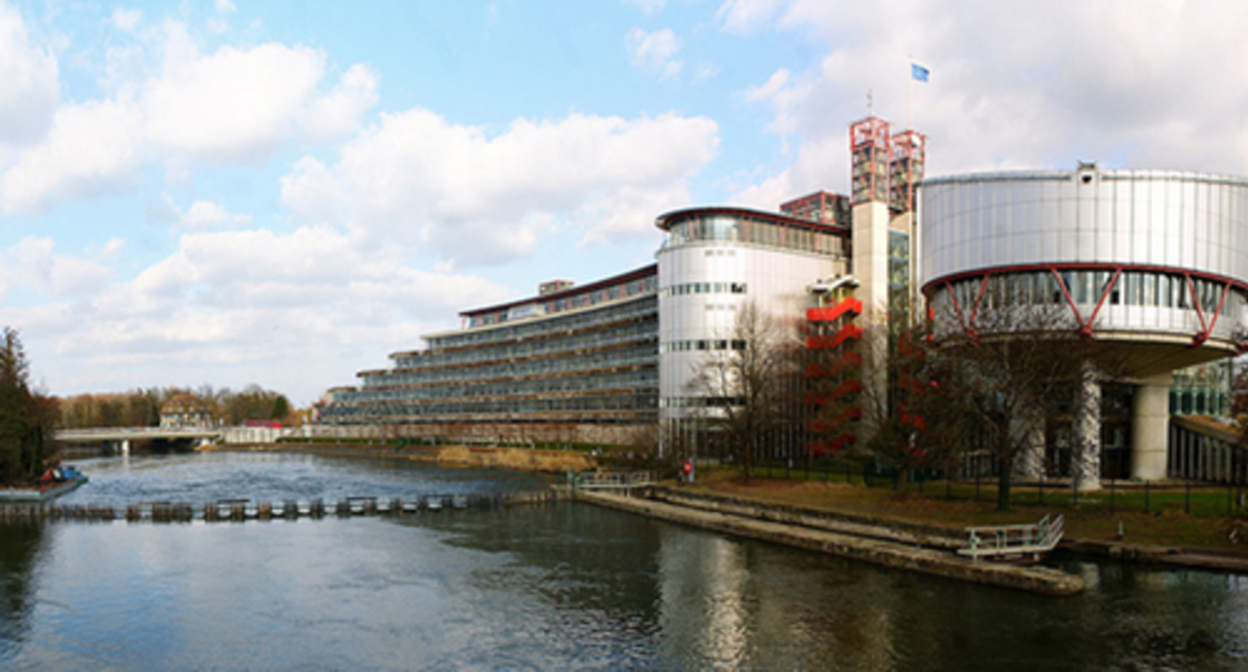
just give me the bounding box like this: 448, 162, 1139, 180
320, 268, 659, 427
929, 268, 1248, 343
1170, 360, 1232, 417
887, 230, 911, 327
659, 210, 847, 258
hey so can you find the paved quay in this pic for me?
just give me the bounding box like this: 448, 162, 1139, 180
1061, 538, 1248, 573
575, 489, 1084, 597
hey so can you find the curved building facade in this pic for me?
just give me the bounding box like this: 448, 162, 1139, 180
654, 207, 850, 446
919, 165, 1248, 480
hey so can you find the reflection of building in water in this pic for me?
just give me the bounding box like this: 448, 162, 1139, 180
655, 528, 898, 669
655, 529, 748, 668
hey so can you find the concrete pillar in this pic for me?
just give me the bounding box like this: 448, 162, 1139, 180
852, 200, 891, 437
1014, 411, 1045, 480
120, 439, 131, 457
1074, 361, 1101, 492
1131, 373, 1172, 481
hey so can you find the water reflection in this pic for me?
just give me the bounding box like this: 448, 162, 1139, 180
0, 523, 45, 654
1, 454, 1248, 670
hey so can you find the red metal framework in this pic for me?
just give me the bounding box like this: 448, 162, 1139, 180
780, 191, 851, 226
923, 263, 1248, 350
890, 130, 925, 213
850, 117, 892, 205
805, 296, 862, 455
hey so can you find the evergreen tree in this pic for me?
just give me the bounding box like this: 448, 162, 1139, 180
0, 328, 58, 486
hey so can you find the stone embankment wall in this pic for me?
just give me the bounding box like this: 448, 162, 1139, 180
212, 442, 597, 474
650, 487, 968, 551
577, 487, 1084, 597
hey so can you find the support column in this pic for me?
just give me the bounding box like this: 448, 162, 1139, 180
852, 200, 890, 438
1014, 412, 1045, 480
1074, 361, 1102, 492
1130, 373, 1172, 481
121, 439, 131, 456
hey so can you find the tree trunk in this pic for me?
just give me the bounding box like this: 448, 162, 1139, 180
996, 457, 1012, 512
894, 467, 909, 497
742, 438, 752, 484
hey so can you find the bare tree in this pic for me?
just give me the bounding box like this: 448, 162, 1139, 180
930, 304, 1127, 511
684, 302, 802, 484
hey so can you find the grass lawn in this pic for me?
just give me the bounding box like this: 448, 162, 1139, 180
682, 465, 1248, 554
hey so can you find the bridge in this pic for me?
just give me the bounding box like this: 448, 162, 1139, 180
55, 427, 222, 454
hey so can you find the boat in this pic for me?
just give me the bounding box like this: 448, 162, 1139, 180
0, 465, 89, 503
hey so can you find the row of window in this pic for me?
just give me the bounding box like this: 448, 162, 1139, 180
937, 270, 1245, 320
662, 214, 846, 257
467, 275, 658, 328
660, 282, 748, 297
340, 368, 657, 405
321, 391, 659, 421
659, 396, 745, 409
366, 344, 657, 389
407, 296, 657, 359
659, 340, 748, 353
387, 321, 656, 376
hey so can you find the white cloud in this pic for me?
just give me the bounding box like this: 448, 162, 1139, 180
5, 236, 114, 297
282, 108, 719, 263
1, 99, 144, 214
625, 27, 682, 80
144, 42, 326, 161
110, 8, 143, 32
730, 0, 1248, 204
215, 0, 237, 15
1, 21, 380, 214
0, 2, 59, 147
5, 225, 513, 402
139, 29, 378, 162
178, 200, 253, 230
301, 63, 380, 141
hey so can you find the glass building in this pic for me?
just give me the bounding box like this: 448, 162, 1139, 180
319, 266, 659, 443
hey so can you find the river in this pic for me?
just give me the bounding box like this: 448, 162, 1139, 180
2, 452, 1247, 670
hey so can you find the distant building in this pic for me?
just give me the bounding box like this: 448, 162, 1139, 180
160, 394, 214, 429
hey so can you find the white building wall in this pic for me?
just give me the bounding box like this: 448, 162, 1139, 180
658, 239, 844, 420
921, 168, 1248, 287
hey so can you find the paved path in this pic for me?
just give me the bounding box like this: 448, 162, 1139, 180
576, 489, 1084, 596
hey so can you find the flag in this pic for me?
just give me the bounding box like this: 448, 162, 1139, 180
911, 63, 929, 83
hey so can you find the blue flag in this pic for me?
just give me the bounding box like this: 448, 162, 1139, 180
911, 63, 929, 83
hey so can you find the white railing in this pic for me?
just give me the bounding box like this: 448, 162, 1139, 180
957, 514, 1065, 563
572, 471, 656, 492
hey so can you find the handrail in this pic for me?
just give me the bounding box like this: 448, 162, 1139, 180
958, 514, 1065, 562
571, 471, 656, 491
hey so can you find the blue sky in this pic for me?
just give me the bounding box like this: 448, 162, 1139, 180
2, 0, 1246, 404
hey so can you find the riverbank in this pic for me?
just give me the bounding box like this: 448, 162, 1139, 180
576, 487, 1084, 596
199, 441, 598, 474
677, 474, 1248, 574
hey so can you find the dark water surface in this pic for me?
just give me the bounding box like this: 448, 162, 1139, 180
2, 453, 1248, 670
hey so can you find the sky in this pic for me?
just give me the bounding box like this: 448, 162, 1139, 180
1, 0, 1247, 405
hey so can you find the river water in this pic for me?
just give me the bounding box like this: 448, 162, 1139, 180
2, 453, 1247, 670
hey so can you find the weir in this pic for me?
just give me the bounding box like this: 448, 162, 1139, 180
0, 489, 569, 523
